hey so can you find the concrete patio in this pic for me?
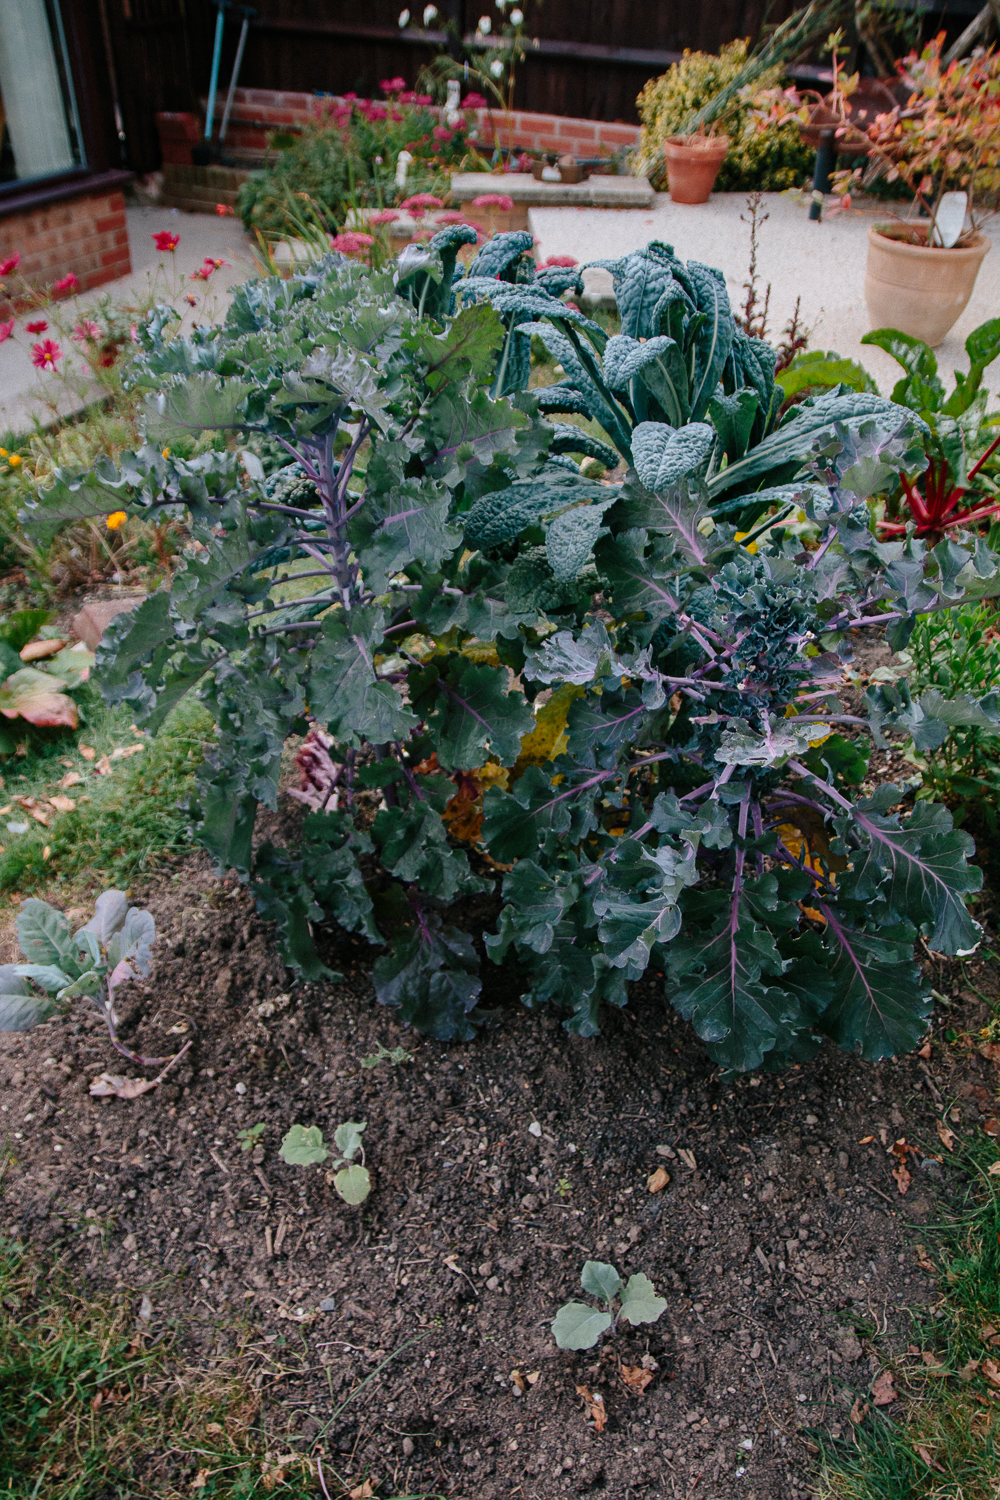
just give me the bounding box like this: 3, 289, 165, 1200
531, 191, 1000, 400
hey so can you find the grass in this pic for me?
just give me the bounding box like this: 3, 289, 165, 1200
0, 690, 211, 900
0, 1236, 445, 1499
815, 1123, 1000, 1499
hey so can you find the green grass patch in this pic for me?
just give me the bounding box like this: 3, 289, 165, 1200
816, 1128, 1000, 1500
0, 691, 211, 898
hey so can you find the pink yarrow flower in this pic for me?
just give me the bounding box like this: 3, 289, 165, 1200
53, 272, 79, 294
400, 193, 444, 215
31, 339, 62, 370
152, 231, 180, 252
434, 210, 470, 224
540, 254, 579, 267
0, 319, 14, 343
368, 209, 400, 224
462, 93, 487, 109
472, 193, 515, 210
380, 76, 408, 95
72, 320, 101, 342
432, 125, 453, 141
0, 253, 19, 277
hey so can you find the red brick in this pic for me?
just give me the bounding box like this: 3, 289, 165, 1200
596, 125, 640, 145
559, 121, 598, 143
93, 212, 126, 235
99, 245, 130, 269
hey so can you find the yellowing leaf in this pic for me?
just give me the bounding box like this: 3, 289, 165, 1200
0, 668, 77, 729
512, 683, 583, 778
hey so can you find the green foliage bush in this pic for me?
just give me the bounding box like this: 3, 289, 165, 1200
237, 128, 355, 237
22, 230, 1000, 1072
634, 40, 813, 193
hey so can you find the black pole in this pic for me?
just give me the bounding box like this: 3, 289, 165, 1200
809, 128, 836, 222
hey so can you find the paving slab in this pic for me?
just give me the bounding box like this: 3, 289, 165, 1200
451, 170, 654, 209
0, 206, 256, 437
529, 191, 1000, 400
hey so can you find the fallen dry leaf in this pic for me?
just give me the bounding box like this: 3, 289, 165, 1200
914, 1244, 936, 1273
111, 743, 145, 760
988, 1162, 1000, 1177
576, 1384, 607, 1433
19, 638, 67, 661
920, 1350, 949, 1375
47, 795, 75, 813
958, 1359, 980, 1381
979, 1040, 1000, 1064
983, 1118, 1000, 1138
917, 1040, 932, 1059
510, 1369, 527, 1394
57, 771, 82, 788
348, 1483, 375, 1500
892, 1162, 912, 1195
620, 1364, 654, 1392
677, 1148, 697, 1170
526, 1370, 540, 1386
90, 1073, 157, 1099
647, 1166, 670, 1193
204, 1422, 224, 1436
190, 1471, 210, 1492
982, 1358, 1000, 1389
849, 1398, 869, 1425
871, 1370, 896, 1406
79, 744, 95, 761
858, 1135, 874, 1144
936, 1118, 957, 1152
94, 754, 112, 775
914, 1443, 945, 1473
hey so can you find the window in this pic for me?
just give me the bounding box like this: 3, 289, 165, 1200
0, 0, 83, 186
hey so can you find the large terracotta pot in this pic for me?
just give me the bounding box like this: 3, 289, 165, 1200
865, 223, 990, 346
664, 135, 729, 205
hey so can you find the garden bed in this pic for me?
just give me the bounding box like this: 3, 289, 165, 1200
2, 843, 997, 1498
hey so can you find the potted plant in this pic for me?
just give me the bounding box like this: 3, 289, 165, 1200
663, 131, 731, 204
830, 35, 1000, 346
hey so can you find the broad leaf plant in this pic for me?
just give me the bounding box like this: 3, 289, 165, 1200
21, 232, 1000, 1070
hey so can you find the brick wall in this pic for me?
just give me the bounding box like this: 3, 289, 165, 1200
204, 88, 641, 159
0, 188, 131, 317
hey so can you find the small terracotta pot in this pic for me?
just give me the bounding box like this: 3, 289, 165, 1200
664, 135, 729, 205
865, 223, 990, 346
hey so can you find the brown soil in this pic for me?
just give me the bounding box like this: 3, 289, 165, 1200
2, 854, 998, 1500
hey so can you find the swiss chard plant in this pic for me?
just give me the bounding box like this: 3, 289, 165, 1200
777, 318, 1000, 541
0, 890, 162, 1065
19, 234, 1000, 1072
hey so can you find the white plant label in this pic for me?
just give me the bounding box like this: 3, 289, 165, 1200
930, 191, 968, 248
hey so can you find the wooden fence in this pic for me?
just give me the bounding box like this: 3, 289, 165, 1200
103, 0, 981, 173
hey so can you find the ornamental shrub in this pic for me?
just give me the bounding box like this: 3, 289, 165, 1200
22, 230, 1000, 1071
634, 40, 813, 194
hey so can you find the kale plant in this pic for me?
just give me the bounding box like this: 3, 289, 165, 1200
20, 234, 1000, 1071
553, 1260, 667, 1350
279, 1120, 371, 1204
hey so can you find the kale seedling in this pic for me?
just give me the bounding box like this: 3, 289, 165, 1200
0, 890, 175, 1068
279, 1120, 371, 1204
237, 1123, 266, 1152
552, 1260, 668, 1351
360, 1041, 413, 1070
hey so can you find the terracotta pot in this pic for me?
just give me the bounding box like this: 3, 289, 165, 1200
865, 223, 990, 346
664, 135, 729, 204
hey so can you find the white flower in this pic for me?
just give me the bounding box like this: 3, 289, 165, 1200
398, 8, 410, 25
423, 3, 437, 23
478, 15, 491, 33
490, 58, 504, 76
511, 6, 523, 21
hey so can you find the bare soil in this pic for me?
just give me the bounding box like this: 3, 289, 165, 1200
2, 854, 998, 1500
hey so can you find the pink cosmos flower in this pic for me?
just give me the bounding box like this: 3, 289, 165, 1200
215, 202, 235, 216
380, 76, 408, 95
31, 339, 62, 370
472, 193, 514, 211
152, 231, 180, 253
71, 320, 101, 342
329, 231, 375, 255
368, 209, 401, 224
0, 254, 20, 276
25, 320, 48, 334
0, 319, 14, 342
53, 272, 79, 294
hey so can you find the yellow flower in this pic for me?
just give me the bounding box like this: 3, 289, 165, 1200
734, 530, 758, 555
7, 453, 21, 467
0, 448, 7, 457
162, 447, 170, 459
106, 511, 127, 531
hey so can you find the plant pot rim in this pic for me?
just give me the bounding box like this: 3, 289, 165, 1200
868, 222, 990, 257
666, 133, 729, 150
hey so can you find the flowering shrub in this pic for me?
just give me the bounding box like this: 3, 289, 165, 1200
237, 86, 477, 238
26, 232, 999, 1070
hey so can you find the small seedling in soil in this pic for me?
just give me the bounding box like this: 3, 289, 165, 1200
280, 1120, 371, 1204
237, 1123, 266, 1152
360, 1041, 413, 1070
556, 1177, 572, 1198
552, 1260, 668, 1351
0, 890, 178, 1069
